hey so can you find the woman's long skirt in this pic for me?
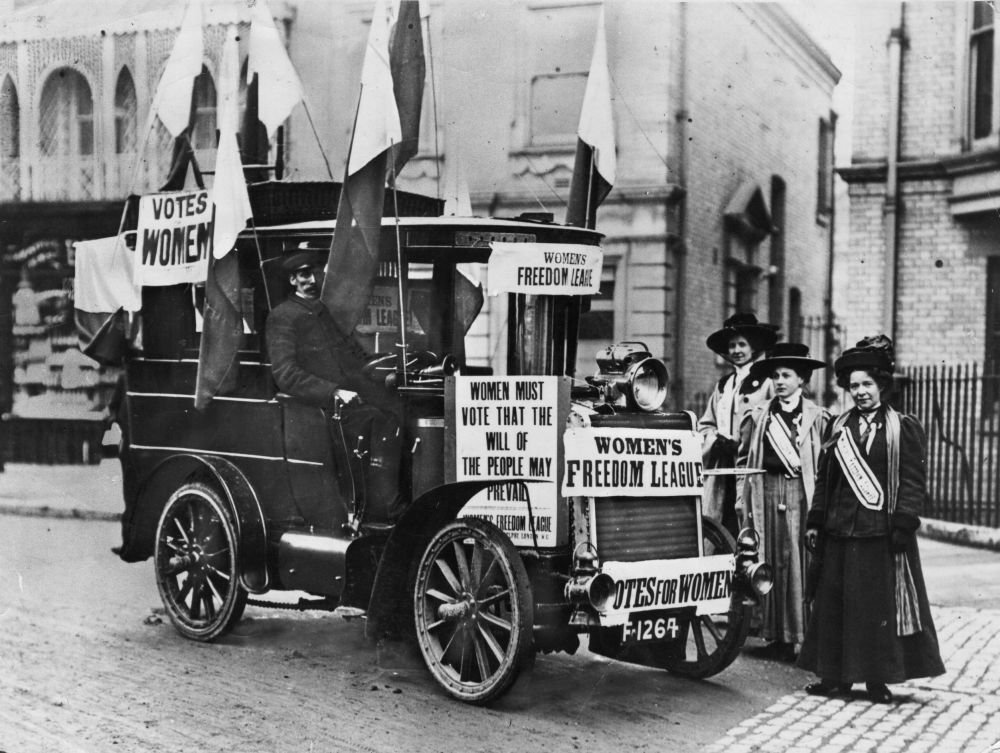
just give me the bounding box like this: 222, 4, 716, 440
797, 534, 945, 684
761, 473, 808, 645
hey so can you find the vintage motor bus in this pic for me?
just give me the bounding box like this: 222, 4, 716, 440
112, 182, 772, 704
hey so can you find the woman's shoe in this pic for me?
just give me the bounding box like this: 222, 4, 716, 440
804, 680, 840, 697
866, 682, 893, 704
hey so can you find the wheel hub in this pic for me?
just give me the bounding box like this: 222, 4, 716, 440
437, 593, 477, 624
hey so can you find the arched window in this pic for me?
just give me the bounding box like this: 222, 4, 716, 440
0, 75, 20, 198
191, 65, 217, 150
39, 68, 93, 157
114, 68, 137, 154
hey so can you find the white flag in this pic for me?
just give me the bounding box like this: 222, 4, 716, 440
248, 0, 305, 139
151, 0, 203, 137
211, 27, 252, 259
578, 6, 616, 187
348, 0, 402, 176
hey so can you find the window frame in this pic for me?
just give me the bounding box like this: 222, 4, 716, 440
967, 1, 1000, 149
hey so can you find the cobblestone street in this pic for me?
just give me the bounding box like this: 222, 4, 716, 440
709, 606, 1000, 753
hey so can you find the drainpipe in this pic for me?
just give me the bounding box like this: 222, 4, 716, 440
883, 4, 906, 340
671, 2, 688, 409
824, 111, 838, 405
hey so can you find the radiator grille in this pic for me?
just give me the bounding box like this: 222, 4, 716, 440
594, 497, 700, 562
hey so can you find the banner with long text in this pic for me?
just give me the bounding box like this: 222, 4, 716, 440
487, 242, 602, 296
135, 190, 215, 286
562, 427, 703, 497
456, 376, 559, 546
599, 555, 734, 625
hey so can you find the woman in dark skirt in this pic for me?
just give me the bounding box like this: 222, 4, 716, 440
797, 335, 945, 703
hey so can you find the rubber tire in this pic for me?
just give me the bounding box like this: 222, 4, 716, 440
412, 517, 534, 704
154, 481, 247, 642
590, 517, 750, 679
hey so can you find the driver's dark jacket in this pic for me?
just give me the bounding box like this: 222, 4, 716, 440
265, 294, 372, 407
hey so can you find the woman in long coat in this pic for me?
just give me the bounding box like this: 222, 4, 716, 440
798, 335, 944, 703
698, 312, 777, 535
737, 343, 830, 661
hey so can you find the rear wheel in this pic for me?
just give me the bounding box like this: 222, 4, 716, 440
412, 518, 533, 704
154, 481, 247, 642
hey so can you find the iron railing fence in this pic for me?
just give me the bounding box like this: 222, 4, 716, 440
897, 364, 1000, 528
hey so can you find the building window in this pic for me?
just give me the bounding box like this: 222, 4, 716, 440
578, 262, 617, 340
970, 1, 995, 141
114, 68, 137, 154
191, 66, 217, 151
575, 260, 618, 376
817, 117, 834, 219
788, 287, 803, 343
39, 68, 93, 157
0, 75, 19, 199
525, 4, 600, 148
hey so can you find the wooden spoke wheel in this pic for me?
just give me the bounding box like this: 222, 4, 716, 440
591, 517, 750, 679
412, 518, 533, 704
154, 482, 247, 642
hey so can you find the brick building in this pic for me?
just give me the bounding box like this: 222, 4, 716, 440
0, 0, 839, 460
839, 1, 999, 371
839, 2, 1000, 525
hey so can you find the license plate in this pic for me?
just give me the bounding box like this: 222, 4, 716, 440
622, 608, 695, 644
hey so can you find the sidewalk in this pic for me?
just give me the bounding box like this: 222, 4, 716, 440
707, 603, 1000, 753
0, 459, 124, 521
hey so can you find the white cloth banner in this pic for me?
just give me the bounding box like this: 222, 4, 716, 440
135, 190, 214, 286
487, 242, 602, 296
248, 0, 305, 139
73, 236, 141, 312
562, 427, 704, 497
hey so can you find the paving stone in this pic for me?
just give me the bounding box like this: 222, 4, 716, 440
704, 606, 1000, 753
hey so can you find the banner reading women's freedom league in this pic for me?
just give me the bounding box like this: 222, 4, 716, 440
455, 376, 560, 546
487, 242, 602, 296
562, 427, 703, 497
135, 190, 215, 286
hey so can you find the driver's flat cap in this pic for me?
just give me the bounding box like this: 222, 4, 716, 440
281, 249, 324, 274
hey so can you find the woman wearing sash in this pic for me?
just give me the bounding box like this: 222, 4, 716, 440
798, 335, 944, 703
736, 343, 829, 662
698, 313, 777, 535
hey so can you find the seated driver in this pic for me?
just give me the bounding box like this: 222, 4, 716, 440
265, 249, 403, 523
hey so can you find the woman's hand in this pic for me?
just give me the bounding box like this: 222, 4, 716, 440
804, 528, 820, 552
890, 528, 910, 553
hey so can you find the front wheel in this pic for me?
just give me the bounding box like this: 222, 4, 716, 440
590, 517, 750, 679
154, 481, 247, 642
412, 518, 533, 704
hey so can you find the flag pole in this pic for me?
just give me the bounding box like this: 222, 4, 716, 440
585, 148, 595, 230
300, 94, 335, 179
424, 14, 441, 199
389, 138, 409, 387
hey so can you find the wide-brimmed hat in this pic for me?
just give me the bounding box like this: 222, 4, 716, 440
280, 248, 324, 275
706, 312, 779, 355
833, 334, 895, 377
750, 342, 827, 379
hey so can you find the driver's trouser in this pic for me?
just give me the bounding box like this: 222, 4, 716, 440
335, 404, 404, 522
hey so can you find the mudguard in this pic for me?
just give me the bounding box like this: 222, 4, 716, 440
363, 478, 539, 638
127, 453, 269, 593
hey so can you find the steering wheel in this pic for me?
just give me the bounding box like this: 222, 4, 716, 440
360, 350, 445, 384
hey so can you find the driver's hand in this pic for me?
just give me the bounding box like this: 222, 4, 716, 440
335, 389, 359, 405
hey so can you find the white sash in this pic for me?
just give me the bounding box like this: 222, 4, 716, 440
765, 413, 801, 478
834, 426, 884, 510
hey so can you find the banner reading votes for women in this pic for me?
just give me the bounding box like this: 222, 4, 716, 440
562, 427, 704, 497
135, 190, 215, 286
